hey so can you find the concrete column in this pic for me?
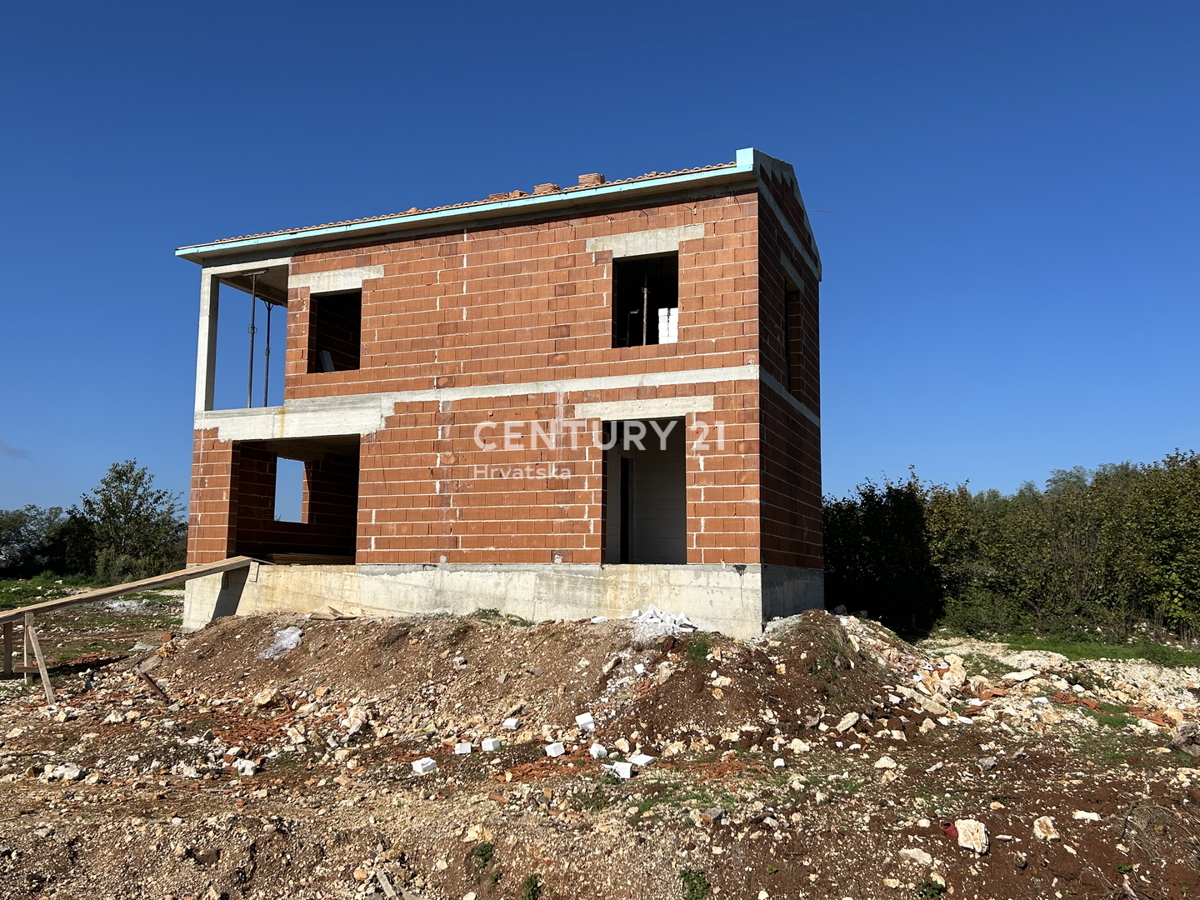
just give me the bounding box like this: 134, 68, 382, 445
195, 271, 220, 413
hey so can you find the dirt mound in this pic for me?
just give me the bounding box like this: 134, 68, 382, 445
1, 607, 1198, 900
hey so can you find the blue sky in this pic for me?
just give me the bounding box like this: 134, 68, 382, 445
1, 0, 1197, 510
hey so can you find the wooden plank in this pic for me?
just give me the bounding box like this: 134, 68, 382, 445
2, 622, 10, 676
24, 614, 54, 705
0, 556, 256, 625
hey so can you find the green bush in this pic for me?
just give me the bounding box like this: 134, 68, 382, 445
824, 451, 1200, 641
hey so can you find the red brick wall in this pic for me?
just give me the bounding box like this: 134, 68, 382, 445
756, 176, 823, 569
190, 181, 822, 571
283, 191, 760, 398
188, 429, 235, 565
356, 378, 761, 565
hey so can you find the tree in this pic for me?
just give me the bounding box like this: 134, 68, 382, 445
0, 505, 67, 577
78, 460, 187, 582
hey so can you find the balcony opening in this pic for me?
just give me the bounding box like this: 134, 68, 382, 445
231, 435, 360, 564
308, 289, 362, 373
604, 418, 686, 564
212, 266, 289, 409
612, 253, 678, 348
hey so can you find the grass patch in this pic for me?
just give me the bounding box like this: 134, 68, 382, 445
1079, 701, 1136, 730
685, 633, 714, 663
520, 873, 543, 900
960, 653, 1016, 676
679, 869, 711, 900
472, 841, 494, 869
1004, 635, 1200, 667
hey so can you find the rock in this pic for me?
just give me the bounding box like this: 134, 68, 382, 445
252, 687, 280, 708
259, 626, 303, 660
1003, 669, 1039, 683
874, 756, 897, 769
773, 758, 785, 768
1171, 722, 1200, 758
900, 848, 933, 866
1032, 816, 1060, 841
1072, 810, 1101, 822
978, 756, 997, 771
955, 818, 989, 855
353, 867, 369, 882
835, 712, 860, 733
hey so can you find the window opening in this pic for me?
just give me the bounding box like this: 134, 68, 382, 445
308, 289, 362, 373
613, 254, 678, 347
274, 458, 305, 523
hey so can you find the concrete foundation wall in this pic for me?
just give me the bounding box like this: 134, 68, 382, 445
182, 562, 823, 640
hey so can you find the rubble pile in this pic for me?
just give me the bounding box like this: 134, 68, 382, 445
0, 607, 1196, 899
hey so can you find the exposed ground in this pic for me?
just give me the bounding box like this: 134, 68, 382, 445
1, 590, 1199, 900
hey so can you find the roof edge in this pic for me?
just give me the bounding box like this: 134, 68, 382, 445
177, 157, 752, 263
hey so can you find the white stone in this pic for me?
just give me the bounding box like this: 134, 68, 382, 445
412, 757, 438, 775
773, 758, 785, 768
1033, 816, 1060, 841
1072, 810, 1100, 822
899, 848, 932, 866
1003, 669, 1039, 683
955, 818, 989, 855
835, 712, 860, 733
873, 756, 897, 769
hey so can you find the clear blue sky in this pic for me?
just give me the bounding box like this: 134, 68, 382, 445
1, 1, 1197, 511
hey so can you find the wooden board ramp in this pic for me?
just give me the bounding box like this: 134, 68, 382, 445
0, 556, 256, 704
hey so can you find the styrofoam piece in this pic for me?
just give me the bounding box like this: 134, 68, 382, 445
590, 616, 608, 623
589, 743, 608, 760
773, 758, 786, 768
544, 742, 566, 758
502, 718, 520, 730
481, 738, 501, 752
412, 757, 437, 775
629, 753, 655, 767
454, 742, 472, 755
612, 761, 633, 779
634, 664, 646, 675
575, 713, 595, 731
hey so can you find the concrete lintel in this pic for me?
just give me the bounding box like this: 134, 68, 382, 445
289, 266, 386, 295
203, 257, 292, 277
585, 224, 707, 258
575, 396, 715, 421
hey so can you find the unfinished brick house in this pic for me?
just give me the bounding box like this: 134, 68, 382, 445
178, 148, 823, 638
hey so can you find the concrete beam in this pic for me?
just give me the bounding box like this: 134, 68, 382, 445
585, 224, 706, 258
289, 265, 386, 295
194, 363, 760, 441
